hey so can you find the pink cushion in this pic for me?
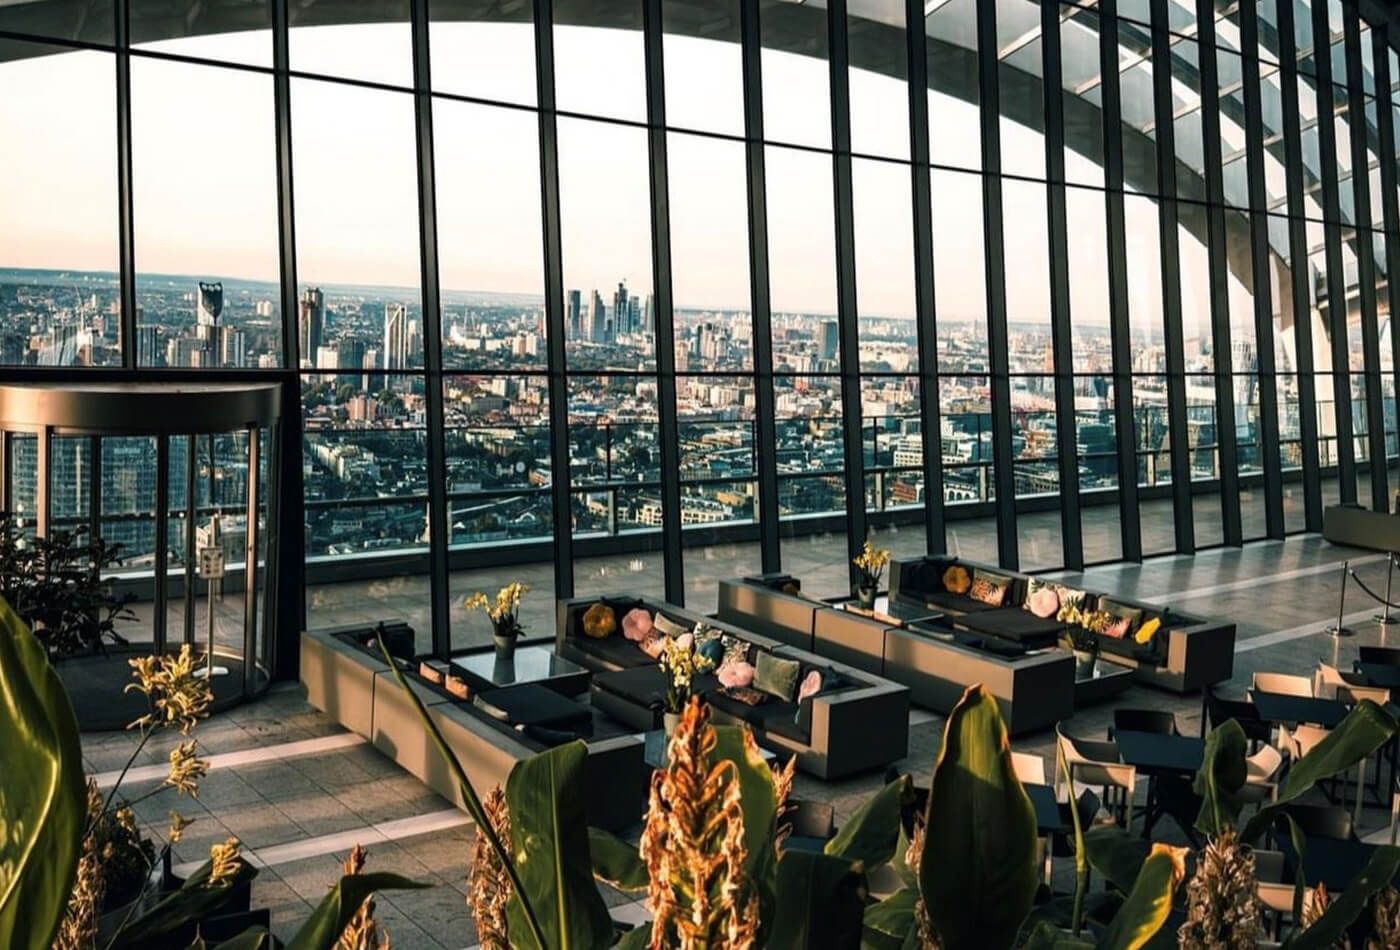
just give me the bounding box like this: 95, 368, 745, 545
796, 669, 822, 704
718, 661, 755, 689
1103, 617, 1131, 639
1027, 587, 1060, 619
621, 608, 654, 642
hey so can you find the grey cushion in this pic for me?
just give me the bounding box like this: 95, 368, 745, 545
753, 652, 803, 701
570, 632, 653, 670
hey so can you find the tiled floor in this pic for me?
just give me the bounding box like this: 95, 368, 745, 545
83, 531, 1400, 947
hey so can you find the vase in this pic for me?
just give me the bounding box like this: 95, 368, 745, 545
855, 585, 877, 610
663, 711, 681, 737
1073, 649, 1097, 679
493, 632, 517, 661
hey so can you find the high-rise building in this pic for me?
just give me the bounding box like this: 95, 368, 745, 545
820, 320, 838, 361
384, 303, 409, 371
317, 345, 339, 370
567, 289, 582, 340
136, 325, 161, 367
338, 338, 365, 390
299, 288, 324, 368
218, 325, 245, 368
613, 281, 630, 336
196, 281, 223, 328
589, 290, 606, 344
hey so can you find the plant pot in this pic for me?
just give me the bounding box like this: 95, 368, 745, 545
855, 585, 877, 610
663, 711, 681, 737
1073, 649, 1097, 679
493, 633, 517, 661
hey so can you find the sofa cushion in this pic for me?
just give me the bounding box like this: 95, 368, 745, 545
595, 666, 719, 709
473, 684, 592, 730
565, 597, 643, 640
753, 652, 803, 701
570, 632, 654, 670
958, 607, 1064, 645
969, 569, 1013, 607
942, 564, 972, 594
924, 588, 998, 614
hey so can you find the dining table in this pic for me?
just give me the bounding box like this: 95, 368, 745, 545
1112, 731, 1206, 842
1249, 690, 1350, 728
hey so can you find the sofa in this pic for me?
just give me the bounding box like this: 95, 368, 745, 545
301, 626, 647, 831
715, 574, 824, 651
890, 555, 1236, 694
557, 595, 911, 780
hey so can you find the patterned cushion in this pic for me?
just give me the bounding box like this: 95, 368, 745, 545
969, 569, 1011, 607
582, 603, 617, 639
640, 635, 666, 659
722, 686, 770, 707
1102, 616, 1131, 639
942, 564, 972, 594
718, 660, 755, 688
653, 613, 690, 639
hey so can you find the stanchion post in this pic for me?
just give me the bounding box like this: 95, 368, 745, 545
1328, 559, 1355, 638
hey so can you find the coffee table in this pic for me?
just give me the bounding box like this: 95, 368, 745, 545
450, 645, 591, 697
835, 594, 941, 627
1073, 656, 1135, 705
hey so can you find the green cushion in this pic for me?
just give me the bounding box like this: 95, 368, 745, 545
752, 651, 803, 702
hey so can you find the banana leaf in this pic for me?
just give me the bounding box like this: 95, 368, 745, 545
285, 871, 429, 950
1084, 826, 1153, 895
0, 597, 86, 950
766, 851, 866, 950
503, 741, 615, 950
210, 929, 271, 950
710, 723, 783, 928
824, 775, 909, 869
1096, 845, 1186, 950
109, 858, 259, 948
919, 684, 1040, 950
1191, 719, 1248, 837
588, 827, 647, 893
1242, 701, 1398, 844
615, 924, 651, 950
862, 886, 918, 950
1284, 846, 1400, 950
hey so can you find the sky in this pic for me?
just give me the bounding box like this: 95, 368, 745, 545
0, 19, 1242, 323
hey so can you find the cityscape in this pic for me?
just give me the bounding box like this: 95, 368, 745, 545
0, 263, 1383, 568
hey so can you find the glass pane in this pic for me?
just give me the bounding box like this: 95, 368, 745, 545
289, 0, 413, 88
854, 158, 916, 370
997, 0, 1044, 180
768, 146, 838, 368
848, 0, 909, 159
131, 0, 271, 66
554, 0, 646, 122
662, 0, 743, 135
926, 0, 981, 170
932, 168, 987, 371
429, 0, 536, 104
760, 0, 830, 148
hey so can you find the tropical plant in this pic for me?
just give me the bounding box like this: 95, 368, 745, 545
0, 514, 137, 659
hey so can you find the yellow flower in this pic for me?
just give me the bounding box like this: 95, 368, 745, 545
164, 740, 209, 797
207, 837, 244, 888
853, 540, 891, 577
168, 810, 193, 844
466, 583, 530, 625
124, 644, 213, 735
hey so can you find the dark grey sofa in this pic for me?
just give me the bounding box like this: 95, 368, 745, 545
557, 595, 910, 780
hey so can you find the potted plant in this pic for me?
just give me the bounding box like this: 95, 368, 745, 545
852, 539, 891, 610
465, 582, 529, 661
1064, 625, 1099, 679
657, 635, 714, 736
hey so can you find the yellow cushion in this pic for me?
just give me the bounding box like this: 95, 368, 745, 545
1134, 616, 1161, 645
942, 565, 971, 595
582, 603, 617, 639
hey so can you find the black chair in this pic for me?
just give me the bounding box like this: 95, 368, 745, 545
1283, 803, 1355, 842
783, 799, 837, 853
1204, 687, 1272, 746
1110, 708, 1179, 738
1360, 646, 1400, 667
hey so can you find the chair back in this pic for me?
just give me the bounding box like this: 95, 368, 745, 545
1252, 672, 1313, 697
1111, 708, 1179, 737
1245, 744, 1284, 783
1314, 663, 1347, 700
1338, 683, 1391, 705
1055, 722, 1135, 796
1285, 803, 1354, 841
1278, 723, 1330, 761
1010, 751, 1046, 786
1204, 687, 1271, 743
1360, 646, 1400, 667
786, 799, 837, 840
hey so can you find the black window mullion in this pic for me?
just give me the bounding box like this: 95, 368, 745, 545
906, 0, 947, 557
1376, 24, 1400, 471
1197, 0, 1243, 546
1315, 0, 1357, 504
828, 0, 869, 584
1151, 0, 1195, 553
1040, 0, 1083, 570
741, 0, 781, 574
977, 0, 1017, 569
1277, 0, 1323, 530
115, 0, 136, 369
643, 0, 685, 604
1345, 6, 1388, 508
1241, 0, 1285, 538
533, 0, 574, 599
1101, 0, 1142, 561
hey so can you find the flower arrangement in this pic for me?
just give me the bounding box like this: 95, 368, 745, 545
465, 582, 529, 638
658, 634, 715, 715
853, 540, 892, 607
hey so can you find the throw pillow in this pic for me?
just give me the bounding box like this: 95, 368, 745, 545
1026, 586, 1060, 619
1102, 616, 1131, 639
640, 635, 666, 659
942, 564, 972, 594
418, 661, 444, 684
718, 660, 755, 688
621, 608, 654, 642
1134, 615, 1162, 645
697, 638, 726, 668
753, 652, 803, 701
582, 603, 616, 639
969, 569, 1010, 607
796, 669, 823, 704
723, 686, 770, 707
1099, 598, 1144, 636
653, 613, 690, 639
445, 676, 470, 701
721, 636, 751, 667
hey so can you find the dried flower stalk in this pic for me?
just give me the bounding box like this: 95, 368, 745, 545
1178, 827, 1262, 950
1370, 887, 1400, 950
336, 843, 391, 950
467, 786, 513, 950
207, 837, 244, 888
53, 781, 107, 950
641, 697, 758, 950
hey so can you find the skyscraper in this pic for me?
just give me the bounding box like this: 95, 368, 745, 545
820, 320, 838, 361
338, 338, 365, 390
136, 325, 161, 367
613, 281, 629, 336
384, 303, 410, 370
567, 289, 582, 340
299, 287, 324, 368
589, 290, 606, 344
196, 281, 223, 328
218, 325, 245, 368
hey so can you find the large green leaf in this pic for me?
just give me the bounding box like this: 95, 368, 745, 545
919, 684, 1040, 950
709, 723, 783, 928
1096, 846, 1185, 950
1192, 719, 1248, 836
503, 741, 614, 950
211, 929, 271, 950
109, 858, 259, 948
824, 775, 908, 869
766, 851, 866, 950
285, 871, 429, 950
1084, 826, 1152, 895
0, 597, 86, 950
587, 827, 647, 893
862, 886, 918, 950
1019, 920, 1096, 949
1242, 701, 1399, 844
1286, 846, 1400, 950
615, 924, 651, 950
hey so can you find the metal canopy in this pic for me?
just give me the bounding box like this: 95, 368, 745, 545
0, 381, 280, 434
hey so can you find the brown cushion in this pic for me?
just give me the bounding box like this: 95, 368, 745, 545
942, 564, 972, 594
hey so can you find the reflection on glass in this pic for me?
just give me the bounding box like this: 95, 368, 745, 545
131, 0, 270, 66
0, 42, 119, 366
289, 0, 412, 88
133, 58, 280, 369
